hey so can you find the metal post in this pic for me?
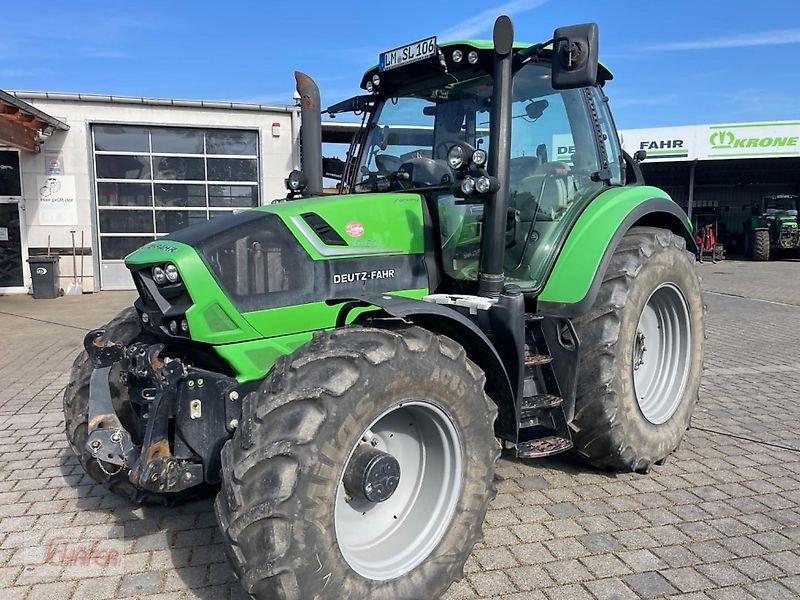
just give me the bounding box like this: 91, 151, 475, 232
687, 159, 697, 221
478, 16, 514, 298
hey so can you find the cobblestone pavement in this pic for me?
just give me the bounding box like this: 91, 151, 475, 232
1, 260, 799, 600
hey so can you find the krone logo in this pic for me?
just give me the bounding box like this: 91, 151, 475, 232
709, 130, 735, 149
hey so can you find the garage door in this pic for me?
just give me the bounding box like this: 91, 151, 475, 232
92, 125, 260, 289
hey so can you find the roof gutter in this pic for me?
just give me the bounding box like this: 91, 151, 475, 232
9, 91, 298, 114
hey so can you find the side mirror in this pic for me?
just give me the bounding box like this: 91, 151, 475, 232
322, 156, 345, 180
551, 23, 599, 90
633, 150, 647, 163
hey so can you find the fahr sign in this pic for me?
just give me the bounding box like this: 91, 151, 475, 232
620, 127, 695, 161
700, 122, 800, 158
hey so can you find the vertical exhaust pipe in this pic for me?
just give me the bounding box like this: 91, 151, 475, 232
294, 71, 323, 195
479, 16, 514, 298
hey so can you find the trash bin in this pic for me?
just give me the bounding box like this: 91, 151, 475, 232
27, 256, 60, 299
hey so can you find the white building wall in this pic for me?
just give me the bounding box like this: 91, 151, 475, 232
15, 96, 299, 292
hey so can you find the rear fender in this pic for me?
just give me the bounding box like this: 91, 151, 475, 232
335, 295, 517, 441
538, 187, 695, 317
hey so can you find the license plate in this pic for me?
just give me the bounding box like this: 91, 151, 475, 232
380, 36, 437, 72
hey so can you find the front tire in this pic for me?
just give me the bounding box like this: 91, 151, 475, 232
215, 326, 499, 599
753, 229, 770, 261
570, 227, 704, 472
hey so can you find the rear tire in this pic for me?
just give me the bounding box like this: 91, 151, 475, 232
569, 227, 704, 472
63, 307, 205, 505
753, 229, 770, 261
215, 326, 499, 599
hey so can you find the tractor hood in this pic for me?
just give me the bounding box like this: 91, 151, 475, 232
774, 214, 798, 225
123, 193, 431, 347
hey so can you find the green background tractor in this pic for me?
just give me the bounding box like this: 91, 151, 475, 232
64, 16, 704, 600
744, 194, 800, 260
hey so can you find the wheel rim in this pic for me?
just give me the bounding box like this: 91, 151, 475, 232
632, 283, 692, 425
334, 400, 463, 581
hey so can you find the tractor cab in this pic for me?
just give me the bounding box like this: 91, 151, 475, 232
327, 35, 622, 294
759, 194, 799, 218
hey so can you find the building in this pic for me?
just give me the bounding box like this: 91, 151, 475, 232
0, 90, 299, 293
2, 88, 798, 295
620, 121, 800, 252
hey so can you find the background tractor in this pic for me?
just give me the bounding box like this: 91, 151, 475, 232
744, 194, 800, 261
64, 17, 704, 600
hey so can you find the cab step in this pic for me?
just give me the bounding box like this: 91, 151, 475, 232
520, 394, 563, 420
517, 436, 574, 458
525, 353, 553, 367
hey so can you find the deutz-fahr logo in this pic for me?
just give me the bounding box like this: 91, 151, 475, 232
709, 129, 799, 150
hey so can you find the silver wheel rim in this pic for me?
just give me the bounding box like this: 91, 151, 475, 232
632, 283, 692, 425
334, 400, 463, 581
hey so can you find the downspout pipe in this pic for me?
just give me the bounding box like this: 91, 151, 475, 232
295, 71, 323, 195
478, 16, 514, 298
687, 158, 697, 222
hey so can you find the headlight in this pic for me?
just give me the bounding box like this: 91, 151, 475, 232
475, 175, 497, 194
152, 266, 166, 285
452, 49, 463, 63
164, 263, 180, 283
180, 318, 189, 333
169, 319, 178, 335
447, 145, 467, 170
372, 74, 381, 85
460, 176, 475, 196
366, 81, 374, 93
475, 176, 491, 194
468, 51, 479, 65
472, 149, 487, 167
285, 169, 307, 192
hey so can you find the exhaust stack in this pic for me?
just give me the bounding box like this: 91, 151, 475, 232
294, 71, 323, 195
478, 16, 514, 298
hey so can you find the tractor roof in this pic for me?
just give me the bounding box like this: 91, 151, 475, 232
360, 39, 613, 92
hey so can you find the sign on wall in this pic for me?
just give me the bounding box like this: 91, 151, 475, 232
620, 121, 800, 162
38, 175, 77, 226
551, 133, 575, 162
699, 122, 800, 159
620, 127, 696, 161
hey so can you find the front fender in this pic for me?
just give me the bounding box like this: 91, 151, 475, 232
334, 295, 517, 441
538, 186, 694, 317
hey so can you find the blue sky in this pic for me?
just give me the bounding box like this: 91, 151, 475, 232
2, 0, 799, 129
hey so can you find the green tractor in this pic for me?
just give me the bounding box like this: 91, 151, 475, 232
64, 17, 704, 599
744, 194, 800, 261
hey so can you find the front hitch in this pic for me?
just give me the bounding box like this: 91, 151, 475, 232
84, 330, 139, 474
82, 330, 207, 493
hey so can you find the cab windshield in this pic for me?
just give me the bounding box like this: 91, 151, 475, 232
350, 61, 616, 290
764, 197, 798, 215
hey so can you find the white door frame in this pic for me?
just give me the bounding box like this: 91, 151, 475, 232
0, 148, 30, 294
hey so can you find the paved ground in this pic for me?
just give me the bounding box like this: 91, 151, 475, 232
1, 260, 799, 600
